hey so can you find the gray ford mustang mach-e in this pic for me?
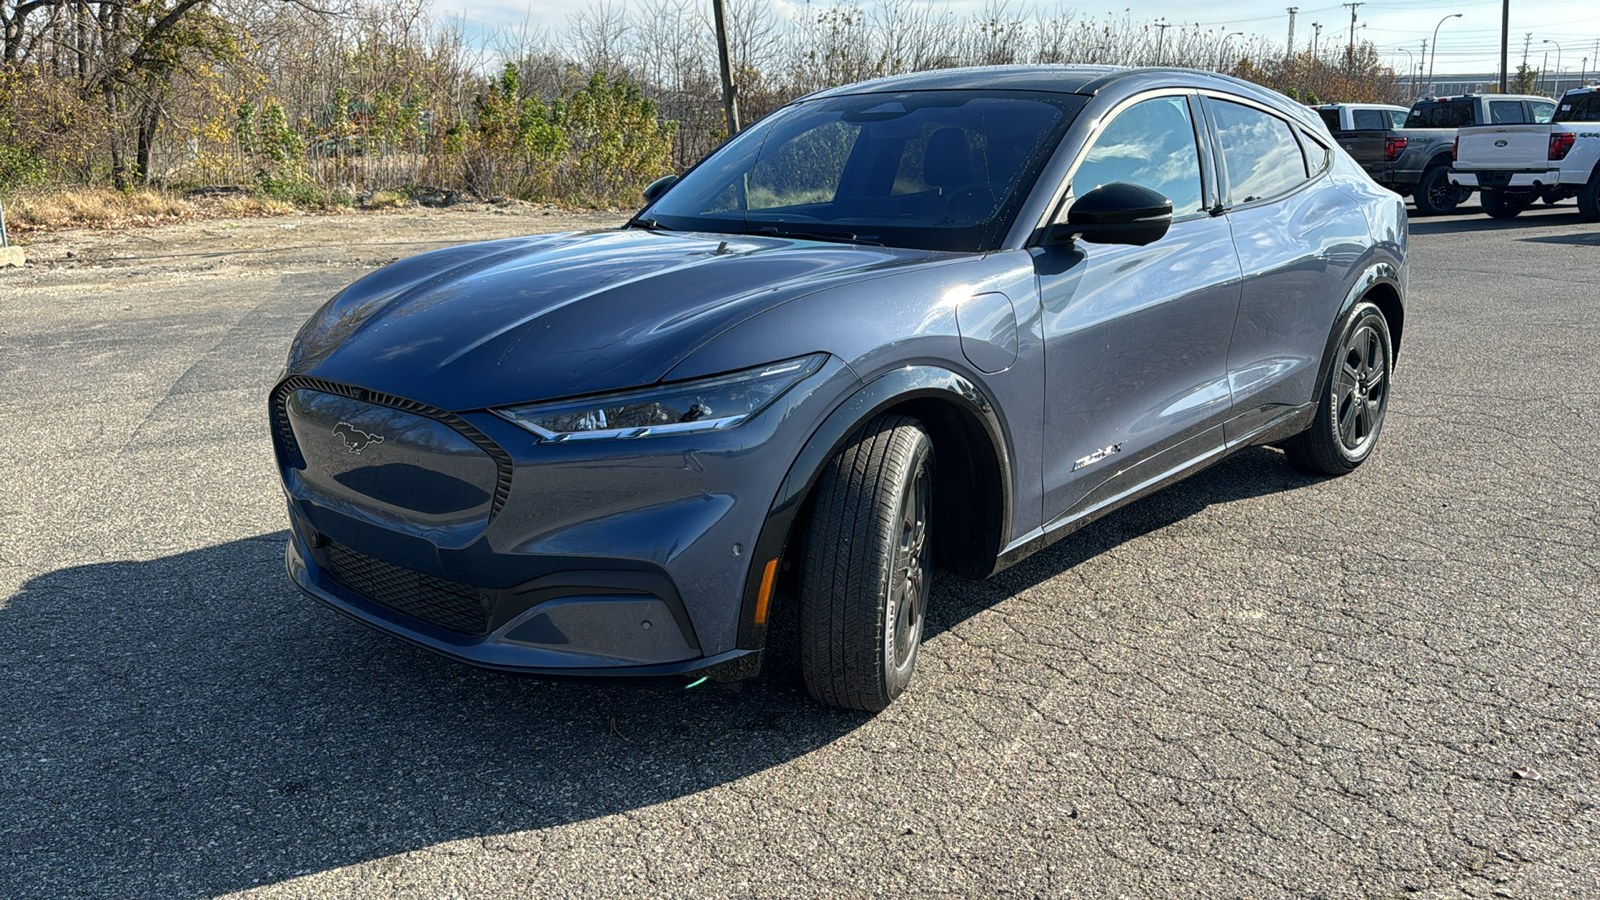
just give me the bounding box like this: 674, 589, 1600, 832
274, 66, 1406, 711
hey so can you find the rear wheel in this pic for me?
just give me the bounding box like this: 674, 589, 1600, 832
1578, 175, 1600, 222
1411, 165, 1461, 216
798, 414, 935, 711
1481, 188, 1532, 219
1285, 302, 1393, 476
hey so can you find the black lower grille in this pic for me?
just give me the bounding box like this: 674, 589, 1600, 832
322, 541, 488, 636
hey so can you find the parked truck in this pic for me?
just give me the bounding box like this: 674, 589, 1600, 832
1341, 94, 1557, 215
1313, 104, 1409, 193
1450, 85, 1600, 220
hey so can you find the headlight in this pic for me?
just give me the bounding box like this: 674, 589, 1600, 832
494, 354, 826, 442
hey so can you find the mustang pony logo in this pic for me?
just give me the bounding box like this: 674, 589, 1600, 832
332, 422, 385, 455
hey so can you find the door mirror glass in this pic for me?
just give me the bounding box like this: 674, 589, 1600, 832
1049, 182, 1173, 246
642, 174, 679, 203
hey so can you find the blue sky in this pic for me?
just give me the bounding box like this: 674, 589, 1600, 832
448, 0, 1599, 78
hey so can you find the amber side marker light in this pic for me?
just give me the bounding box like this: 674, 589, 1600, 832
754, 559, 779, 625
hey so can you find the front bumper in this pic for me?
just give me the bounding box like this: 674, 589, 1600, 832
272, 359, 859, 680
285, 529, 762, 681
1450, 169, 1563, 189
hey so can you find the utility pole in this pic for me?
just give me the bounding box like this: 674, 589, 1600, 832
1286, 7, 1298, 60
1343, 2, 1364, 60
712, 0, 740, 137
1498, 0, 1509, 92
1540, 51, 1548, 95
1312, 22, 1323, 60
1154, 18, 1171, 65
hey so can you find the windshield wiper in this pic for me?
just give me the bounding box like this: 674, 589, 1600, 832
624, 217, 673, 231
752, 226, 881, 246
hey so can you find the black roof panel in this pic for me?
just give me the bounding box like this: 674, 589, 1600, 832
804, 65, 1128, 98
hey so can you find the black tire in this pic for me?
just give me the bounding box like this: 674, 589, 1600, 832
1578, 174, 1600, 222
1411, 165, 1461, 216
1481, 188, 1531, 219
798, 414, 935, 711
1284, 302, 1393, 476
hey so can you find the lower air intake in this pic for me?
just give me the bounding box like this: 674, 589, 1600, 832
322, 541, 488, 636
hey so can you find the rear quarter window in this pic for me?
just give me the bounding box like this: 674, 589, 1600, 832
1554, 94, 1600, 123
1407, 100, 1475, 128
1488, 101, 1525, 124
1352, 109, 1388, 130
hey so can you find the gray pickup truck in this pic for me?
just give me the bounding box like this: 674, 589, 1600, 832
1337, 94, 1557, 215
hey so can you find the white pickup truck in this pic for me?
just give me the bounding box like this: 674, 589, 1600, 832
1451, 85, 1600, 220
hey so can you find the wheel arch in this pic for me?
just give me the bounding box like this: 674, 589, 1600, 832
732, 365, 1013, 653
1312, 262, 1405, 402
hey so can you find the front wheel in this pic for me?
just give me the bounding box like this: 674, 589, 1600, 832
1412, 166, 1461, 216
798, 414, 935, 711
1285, 302, 1393, 476
1481, 188, 1531, 219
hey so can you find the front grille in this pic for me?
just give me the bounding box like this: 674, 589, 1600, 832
270, 375, 515, 519
322, 541, 489, 636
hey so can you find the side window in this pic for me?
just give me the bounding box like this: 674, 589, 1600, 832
1300, 129, 1331, 176
1388, 109, 1409, 129
1352, 109, 1387, 130
1489, 101, 1524, 124
1532, 101, 1556, 124
1209, 99, 1308, 204
1070, 95, 1206, 216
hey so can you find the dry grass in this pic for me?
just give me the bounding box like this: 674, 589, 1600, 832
4, 187, 194, 232
217, 195, 298, 216
363, 190, 410, 210
0, 186, 316, 236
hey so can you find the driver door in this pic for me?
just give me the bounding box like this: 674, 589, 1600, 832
1032, 92, 1244, 527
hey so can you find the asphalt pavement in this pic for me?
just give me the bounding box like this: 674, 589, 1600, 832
2, 202, 1597, 899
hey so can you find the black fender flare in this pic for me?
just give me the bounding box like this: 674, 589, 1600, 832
733, 365, 1014, 651
1311, 261, 1404, 401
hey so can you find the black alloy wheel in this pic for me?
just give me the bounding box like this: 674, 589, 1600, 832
1285, 302, 1393, 475
1412, 165, 1461, 216
1578, 174, 1600, 222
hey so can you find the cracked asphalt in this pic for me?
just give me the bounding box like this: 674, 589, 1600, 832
2, 201, 1597, 899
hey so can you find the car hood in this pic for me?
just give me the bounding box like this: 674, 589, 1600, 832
288, 228, 950, 411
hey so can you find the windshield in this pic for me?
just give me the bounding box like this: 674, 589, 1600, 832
643, 90, 1087, 252
1406, 99, 1476, 128
1555, 92, 1600, 123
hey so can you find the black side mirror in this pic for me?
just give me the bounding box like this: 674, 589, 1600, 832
642, 174, 679, 204
1047, 182, 1173, 247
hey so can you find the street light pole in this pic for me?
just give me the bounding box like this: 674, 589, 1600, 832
1218, 31, 1244, 71
1544, 40, 1563, 96
1396, 47, 1414, 98
1427, 13, 1462, 96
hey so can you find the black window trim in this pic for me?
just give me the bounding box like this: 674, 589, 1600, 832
1198, 90, 1316, 212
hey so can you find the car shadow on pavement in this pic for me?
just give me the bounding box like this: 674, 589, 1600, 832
1, 446, 1316, 897
1407, 206, 1588, 235
920, 445, 1324, 641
